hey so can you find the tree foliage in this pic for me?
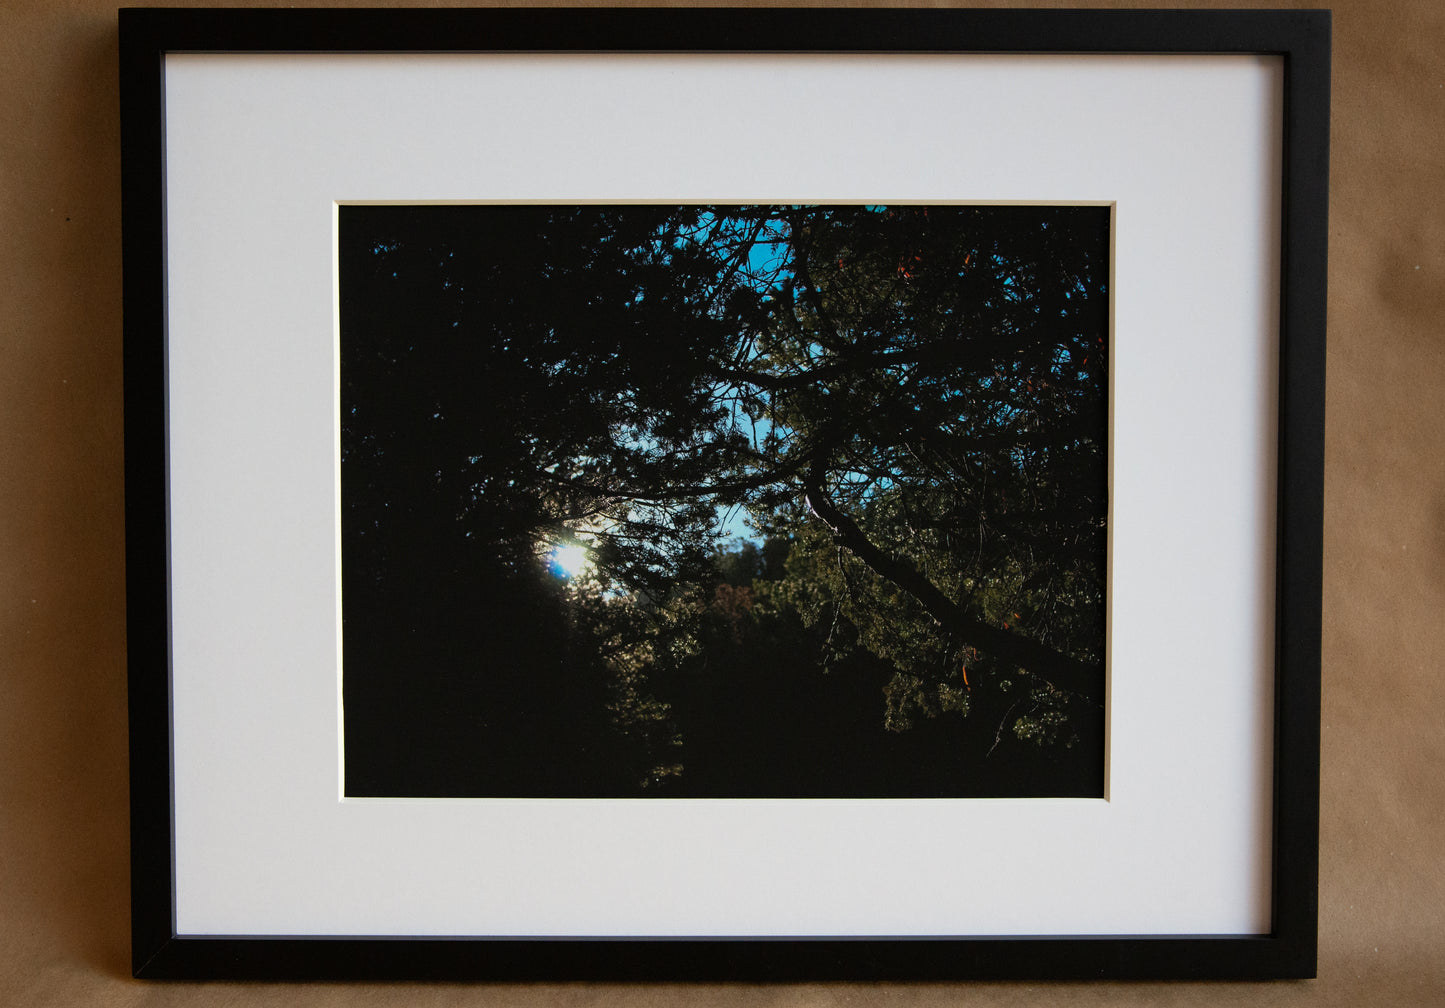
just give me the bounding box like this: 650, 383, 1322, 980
340, 204, 1109, 797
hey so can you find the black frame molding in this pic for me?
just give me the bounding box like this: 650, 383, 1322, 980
121, 6, 1327, 981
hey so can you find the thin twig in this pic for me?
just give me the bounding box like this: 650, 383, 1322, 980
987, 697, 1024, 759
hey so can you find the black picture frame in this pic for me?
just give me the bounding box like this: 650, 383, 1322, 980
121, 6, 1328, 982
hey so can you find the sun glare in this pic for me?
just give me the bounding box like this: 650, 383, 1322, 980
550, 543, 592, 579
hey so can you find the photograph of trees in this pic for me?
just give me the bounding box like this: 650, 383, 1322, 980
340, 203, 1109, 798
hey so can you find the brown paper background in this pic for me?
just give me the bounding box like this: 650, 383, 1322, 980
3, 0, 1441, 1003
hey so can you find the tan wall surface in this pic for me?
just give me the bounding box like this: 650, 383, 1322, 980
3, 1, 1441, 1004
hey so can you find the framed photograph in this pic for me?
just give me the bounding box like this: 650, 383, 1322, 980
121, 7, 1328, 981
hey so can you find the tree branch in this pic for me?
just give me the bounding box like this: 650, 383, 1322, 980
537, 452, 811, 506
802, 455, 1103, 702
